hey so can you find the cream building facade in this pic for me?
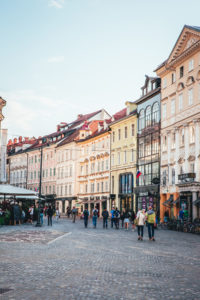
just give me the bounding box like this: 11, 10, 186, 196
77, 121, 110, 216
155, 25, 200, 221
110, 102, 137, 212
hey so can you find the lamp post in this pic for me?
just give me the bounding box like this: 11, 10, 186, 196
35, 147, 43, 227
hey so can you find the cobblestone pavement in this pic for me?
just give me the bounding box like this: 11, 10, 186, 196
0, 218, 200, 300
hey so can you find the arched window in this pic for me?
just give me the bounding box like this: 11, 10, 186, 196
139, 109, 145, 131
145, 106, 151, 127
152, 102, 159, 124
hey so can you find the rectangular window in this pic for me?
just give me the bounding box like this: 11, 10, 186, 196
53, 168, 56, 176
101, 182, 104, 192
179, 94, 183, 111
188, 88, 193, 105
112, 131, 115, 143
97, 183, 100, 192
171, 132, 176, 149
162, 103, 167, 119
101, 161, 104, 171
190, 163, 195, 173
171, 99, 175, 115
118, 129, 121, 140
124, 126, 128, 138
124, 150, 127, 163
118, 152, 120, 164
131, 149, 134, 162
112, 176, 114, 193
172, 168, 175, 185
131, 124, 135, 136
106, 159, 109, 170
180, 66, 184, 78
189, 59, 194, 71
172, 72, 176, 84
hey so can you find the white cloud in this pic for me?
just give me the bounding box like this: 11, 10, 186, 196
0, 89, 67, 139
47, 56, 65, 63
49, 0, 65, 9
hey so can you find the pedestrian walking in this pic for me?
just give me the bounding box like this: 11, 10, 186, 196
102, 208, 109, 228
124, 210, 130, 230
72, 206, 77, 223
83, 208, 89, 228
47, 205, 53, 226
146, 206, 156, 241
13, 202, 21, 225
120, 209, 126, 228
110, 206, 115, 228
136, 209, 146, 241
29, 205, 34, 224
114, 207, 120, 229
55, 207, 60, 222
130, 210, 136, 231
40, 207, 44, 225
67, 207, 71, 218
92, 206, 98, 228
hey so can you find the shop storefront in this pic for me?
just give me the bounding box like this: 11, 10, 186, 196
119, 173, 134, 211
135, 186, 160, 213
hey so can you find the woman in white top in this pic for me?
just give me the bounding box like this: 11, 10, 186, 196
55, 208, 60, 222
136, 209, 146, 241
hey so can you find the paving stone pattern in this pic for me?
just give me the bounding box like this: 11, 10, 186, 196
0, 218, 200, 300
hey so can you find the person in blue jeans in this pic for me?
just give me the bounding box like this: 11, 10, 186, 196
110, 207, 115, 228
92, 207, 98, 228
40, 207, 44, 225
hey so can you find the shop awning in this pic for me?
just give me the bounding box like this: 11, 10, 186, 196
0, 184, 38, 196
173, 197, 180, 204
193, 198, 200, 205
163, 196, 173, 206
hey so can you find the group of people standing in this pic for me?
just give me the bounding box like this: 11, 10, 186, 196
81, 205, 156, 241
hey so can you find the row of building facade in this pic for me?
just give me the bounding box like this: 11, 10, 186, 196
6, 25, 200, 220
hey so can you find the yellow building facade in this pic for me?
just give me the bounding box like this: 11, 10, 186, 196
110, 102, 137, 212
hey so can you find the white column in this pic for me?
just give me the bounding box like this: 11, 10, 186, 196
175, 127, 179, 184
184, 124, 189, 173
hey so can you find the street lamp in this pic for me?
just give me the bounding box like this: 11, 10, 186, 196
35, 147, 43, 227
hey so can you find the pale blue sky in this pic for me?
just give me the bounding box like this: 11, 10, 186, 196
1, 0, 200, 139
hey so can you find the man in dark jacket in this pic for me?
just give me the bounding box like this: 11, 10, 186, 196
114, 207, 120, 229
102, 208, 109, 228
83, 208, 89, 228
47, 205, 53, 226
